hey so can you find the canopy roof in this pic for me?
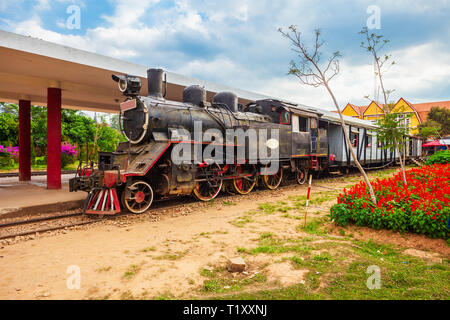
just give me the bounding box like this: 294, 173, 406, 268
422, 140, 445, 147
0, 30, 273, 113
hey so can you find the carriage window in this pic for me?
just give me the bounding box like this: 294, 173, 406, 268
299, 117, 308, 132
280, 111, 290, 124
310, 118, 317, 129
350, 132, 359, 148
292, 115, 300, 133
365, 135, 372, 148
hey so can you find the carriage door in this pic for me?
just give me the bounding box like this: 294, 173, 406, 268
310, 118, 318, 153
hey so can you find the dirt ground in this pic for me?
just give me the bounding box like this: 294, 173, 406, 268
0, 170, 448, 300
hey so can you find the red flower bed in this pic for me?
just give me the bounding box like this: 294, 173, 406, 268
330, 164, 450, 238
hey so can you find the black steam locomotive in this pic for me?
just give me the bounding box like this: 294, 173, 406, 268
69, 68, 421, 214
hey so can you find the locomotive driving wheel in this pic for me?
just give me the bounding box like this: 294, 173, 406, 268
262, 164, 283, 190
122, 180, 154, 214
193, 163, 223, 201
296, 167, 308, 185
232, 165, 256, 195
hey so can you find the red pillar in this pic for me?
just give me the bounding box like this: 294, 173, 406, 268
19, 100, 31, 181
47, 88, 62, 189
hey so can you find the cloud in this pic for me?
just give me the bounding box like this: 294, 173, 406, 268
34, 0, 51, 10
258, 40, 450, 109
4, 0, 450, 109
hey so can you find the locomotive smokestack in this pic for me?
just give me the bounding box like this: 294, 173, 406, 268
147, 68, 164, 98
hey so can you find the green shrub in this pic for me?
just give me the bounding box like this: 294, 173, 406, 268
0, 152, 13, 167
61, 153, 75, 168
426, 150, 450, 165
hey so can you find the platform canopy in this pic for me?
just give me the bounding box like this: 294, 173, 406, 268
0, 30, 273, 113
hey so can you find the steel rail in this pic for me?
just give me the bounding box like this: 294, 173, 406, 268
0, 212, 82, 229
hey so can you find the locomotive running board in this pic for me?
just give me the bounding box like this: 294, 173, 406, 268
85, 188, 121, 215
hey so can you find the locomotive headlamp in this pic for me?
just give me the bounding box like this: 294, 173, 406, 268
112, 74, 142, 96
118, 78, 127, 92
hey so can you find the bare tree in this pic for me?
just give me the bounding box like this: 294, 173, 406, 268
279, 26, 377, 205
359, 27, 408, 185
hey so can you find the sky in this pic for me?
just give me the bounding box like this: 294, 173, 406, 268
1, 0, 449, 111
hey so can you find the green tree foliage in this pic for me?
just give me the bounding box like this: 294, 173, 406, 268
110, 114, 121, 131
376, 111, 410, 155
418, 107, 450, 138
418, 120, 441, 139
61, 109, 96, 149
30, 106, 47, 156
96, 123, 127, 152
0, 112, 19, 146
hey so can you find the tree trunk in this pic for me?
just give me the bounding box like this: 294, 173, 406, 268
374, 52, 408, 186
324, 82, 377, 205
394, 139, 407, 185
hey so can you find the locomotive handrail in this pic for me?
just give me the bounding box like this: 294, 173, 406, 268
204, 106, 228, 131
212, 102, 240, 121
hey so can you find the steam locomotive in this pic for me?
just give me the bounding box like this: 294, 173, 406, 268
69, 68, 422, 214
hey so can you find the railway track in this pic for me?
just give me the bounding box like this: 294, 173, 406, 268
0, 170, 76, 178
0, 199, 194, 241
0, 165, 400, 241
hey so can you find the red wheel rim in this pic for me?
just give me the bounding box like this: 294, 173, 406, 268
135, 191, 145, 203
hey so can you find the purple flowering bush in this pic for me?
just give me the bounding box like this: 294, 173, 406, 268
0, 145, 18, 167
0, 143, 78, 169
61, 142, 78, 168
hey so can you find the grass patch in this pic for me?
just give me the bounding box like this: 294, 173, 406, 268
229, 215, 254, 227
122, 264, 141, 280
282, 213, 303, 220
153, 292, 176, 300
258, 203, 278, 214
222, 200, 237, 206
218, 235, 450, 300
241, 235, 313, 256
203, 273, 266, 294
297, 218, 328, 236
259, 232, 273, 239
154, 250, 187, 260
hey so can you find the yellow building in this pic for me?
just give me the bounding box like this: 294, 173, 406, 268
341, 103, 366, 119
362, 101, 385, 122
340, 98, 423, 135
390, 98, 422, 135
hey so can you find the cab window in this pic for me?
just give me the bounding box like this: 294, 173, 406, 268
299, 117, 308, 132
280, 111, 290, 124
